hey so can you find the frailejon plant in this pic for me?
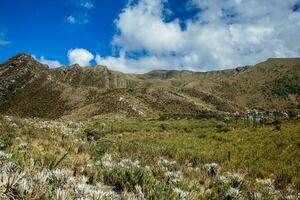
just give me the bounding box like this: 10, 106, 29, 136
0, 115, 299, 199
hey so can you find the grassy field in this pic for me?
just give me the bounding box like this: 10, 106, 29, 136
0, 114, 299, 199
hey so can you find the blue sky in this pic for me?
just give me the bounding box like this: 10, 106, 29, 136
0, 0, 127, 65
0, 0, 300, 73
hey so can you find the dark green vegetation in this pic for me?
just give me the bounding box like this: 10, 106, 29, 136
89, 116, 300, 186
0, 54, 299, 119
0, 115, 299, 199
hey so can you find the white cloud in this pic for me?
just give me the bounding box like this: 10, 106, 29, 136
0, 39, 10, 45
68, 48, 94, 66
31, 55, 62, 68
66, 1, 94, 25
96, 52, 199, 73
95, 53, 127, 72
67, 15, 76, 24
0, 31, 10, 46
81, 1, 94, 9
113, 0, 183, 54
96, 0, 300, 73
38, 56, 62, 68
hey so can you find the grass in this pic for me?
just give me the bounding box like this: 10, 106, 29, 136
0, 114, 299, 199
89, 116, 300, 181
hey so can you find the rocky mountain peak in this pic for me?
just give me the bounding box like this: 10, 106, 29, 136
8, 53, 36, 63
4, 53, 48, 72
69, 64, 81, 68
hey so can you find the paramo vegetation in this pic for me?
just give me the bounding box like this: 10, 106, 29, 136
0, 114, 299, 199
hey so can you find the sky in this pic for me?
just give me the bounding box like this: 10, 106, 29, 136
0, 0, 300, 73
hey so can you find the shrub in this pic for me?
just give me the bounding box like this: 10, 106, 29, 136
83, 128, 102, 142
92, 139, 114, 158
287, 109, 299, 119
204, 163, 220, 178
160, 123, 168, 131
0, 132, 15, 149
275, 172, 292, 190
102, 167, 177, 198
216, 123, 231, 133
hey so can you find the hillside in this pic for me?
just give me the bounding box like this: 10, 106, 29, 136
0, 54, 300, 199
0, 53, 299, 119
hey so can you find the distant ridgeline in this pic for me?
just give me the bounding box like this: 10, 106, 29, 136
0, 53, 299, 119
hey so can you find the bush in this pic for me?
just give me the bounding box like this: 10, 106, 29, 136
288, 109, 299, 119
102, 167, 177, 198
275, 172, 292, 190
83, 128, 103, 142
160, 123, 168, 131
92, 139, 114, 158
216, 123, 231, 133
0, 131, 15, 149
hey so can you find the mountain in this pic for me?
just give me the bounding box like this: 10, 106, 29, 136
0, 53, 299, 119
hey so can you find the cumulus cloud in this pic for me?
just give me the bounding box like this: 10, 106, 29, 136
113, 0, 183, 54
68, 48, 94, 66
95, 52, 195, 73
96, 0, 300, 73
32, 55, 62, 68
95, 53, 127, 72
38, 56, 62, 68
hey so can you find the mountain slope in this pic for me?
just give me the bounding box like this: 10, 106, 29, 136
0, 53, 299, 119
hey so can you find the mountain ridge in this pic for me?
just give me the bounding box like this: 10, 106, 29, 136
0, 53, 299, 119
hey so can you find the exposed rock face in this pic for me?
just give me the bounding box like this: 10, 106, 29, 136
9, 53, 33, 61
0, 54, 299, 119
